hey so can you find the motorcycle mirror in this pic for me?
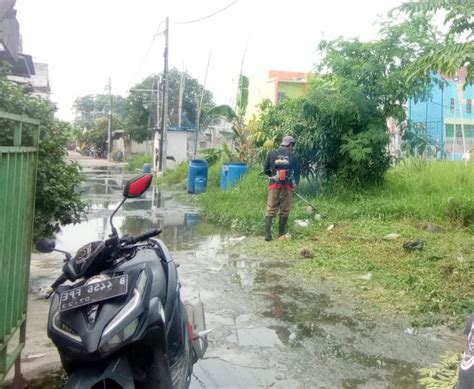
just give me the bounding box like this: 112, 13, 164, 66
123, 174, 153, 198
35, 238, 56, 253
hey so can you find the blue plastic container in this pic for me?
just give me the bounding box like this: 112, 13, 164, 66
143, 163, 152, 173
188, 160, 208, 193
194, 176, 207, 194
220, 164, 229, 190
223, 162, 248, 190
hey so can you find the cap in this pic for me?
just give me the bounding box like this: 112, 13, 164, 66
281, 135, 295, 147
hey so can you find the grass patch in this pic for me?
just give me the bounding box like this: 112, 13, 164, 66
157, 162, 188, 187
125, 153, 152, 173
195, 160, 474, 325
250, 220, 473, 327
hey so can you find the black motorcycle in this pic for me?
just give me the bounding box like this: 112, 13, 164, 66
36, 174, 208, 389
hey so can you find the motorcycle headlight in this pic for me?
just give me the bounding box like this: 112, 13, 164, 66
101, 270, 147, 343
100, 317, 139, 353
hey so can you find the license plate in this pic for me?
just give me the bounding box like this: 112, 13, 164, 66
59, 275, 128, 312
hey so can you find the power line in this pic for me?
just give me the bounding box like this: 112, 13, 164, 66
171, 0, 237, 25
134, 19, 165, 79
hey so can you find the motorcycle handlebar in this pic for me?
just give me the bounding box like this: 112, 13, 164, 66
46, 273, 68, 299
122, 229, 162, 245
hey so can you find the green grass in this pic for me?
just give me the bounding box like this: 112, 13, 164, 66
125, 153, 152, 173
315, 160, 474, 226
157, 162, 188, 187
195, 160, 474, 325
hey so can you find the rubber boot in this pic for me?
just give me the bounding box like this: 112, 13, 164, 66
265, 216, 273, 242
278, 216, 289, 237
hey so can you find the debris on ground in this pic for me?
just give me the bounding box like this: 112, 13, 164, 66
229, 236, 246, 242
404, 328, 418, 336
357, 272, 372, 281
426, 223, 444, 233
383, 233, 401, 240
24, 353, 46, 360
327, 224, 335, 231
403, 240, 425, 251
418, 352, 461, 388
299, 248, 315, 258
295, 219, 310, 228
314, 214, 322, 221
278, 234, 291, 240
306, 206, 315, 215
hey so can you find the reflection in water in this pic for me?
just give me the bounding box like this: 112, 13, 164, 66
57, 167, 204, 254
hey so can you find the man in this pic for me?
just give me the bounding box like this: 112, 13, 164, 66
263, 135, 301, 241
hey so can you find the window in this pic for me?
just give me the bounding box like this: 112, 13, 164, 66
467, 99, 472, 114
450, 98, 455, 112
277, 92, 286, 103
446, 124, 474, 138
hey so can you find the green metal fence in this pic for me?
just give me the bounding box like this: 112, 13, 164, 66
0, 111, 40, 385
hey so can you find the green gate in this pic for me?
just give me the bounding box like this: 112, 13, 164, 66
0, 111, 40, 385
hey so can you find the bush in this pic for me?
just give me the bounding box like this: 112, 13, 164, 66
158, 162, 188, 186
445, 197, 474, 227
0, 75, 86, 239
126, 153, 152, 172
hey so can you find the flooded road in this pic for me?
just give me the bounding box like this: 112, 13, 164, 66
27, 164, 459, 388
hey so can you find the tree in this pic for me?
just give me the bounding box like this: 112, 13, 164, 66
200, 75, 251, 162
395, 0, 474, 82
73, 94, 127, 128
251, 15, 439, 187
125, 69, 214, 143
76, 113, 125, 153
0, 74, 86, 238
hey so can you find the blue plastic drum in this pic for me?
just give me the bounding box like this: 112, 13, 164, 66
188, 160, 208, 193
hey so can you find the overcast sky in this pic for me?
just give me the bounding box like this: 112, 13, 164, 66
16, 0, 403, 120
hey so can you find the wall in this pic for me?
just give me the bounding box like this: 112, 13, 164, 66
408, 78, 444, 145
166, 130, 190, 168
277, 81, 306, 102
408, 71, 474, 159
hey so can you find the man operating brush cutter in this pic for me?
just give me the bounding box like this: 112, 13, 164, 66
263, 135, 301, 241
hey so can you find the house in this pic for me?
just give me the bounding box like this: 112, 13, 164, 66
0, 0, 34, 78
246, 69, 312, 120
8, 62, 51, 98
1, 2, 50, 98
408, 68, 474, 160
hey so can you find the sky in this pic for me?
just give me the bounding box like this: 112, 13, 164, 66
16, 0, 403, 121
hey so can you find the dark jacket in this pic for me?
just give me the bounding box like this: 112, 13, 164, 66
264, 146, 301, 185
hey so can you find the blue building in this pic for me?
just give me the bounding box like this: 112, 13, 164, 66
408, 69, 474, 160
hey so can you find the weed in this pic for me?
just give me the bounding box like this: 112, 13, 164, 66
125, 153, 152, 173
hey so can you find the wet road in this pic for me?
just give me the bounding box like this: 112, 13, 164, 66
28, 165, 459, 388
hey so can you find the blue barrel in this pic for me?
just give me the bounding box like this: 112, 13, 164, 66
194, 176, 207, 194
220, 164, 229, 190
226, 163, 249, 189
143, 163, 152, 173
188, 160, 208, 193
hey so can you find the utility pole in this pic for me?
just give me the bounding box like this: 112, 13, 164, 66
194, 51, 211, 159
107, 77, 112, 161
159, 16, 169, 172
178, 66, 186, 128
153, 75, 161, 172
